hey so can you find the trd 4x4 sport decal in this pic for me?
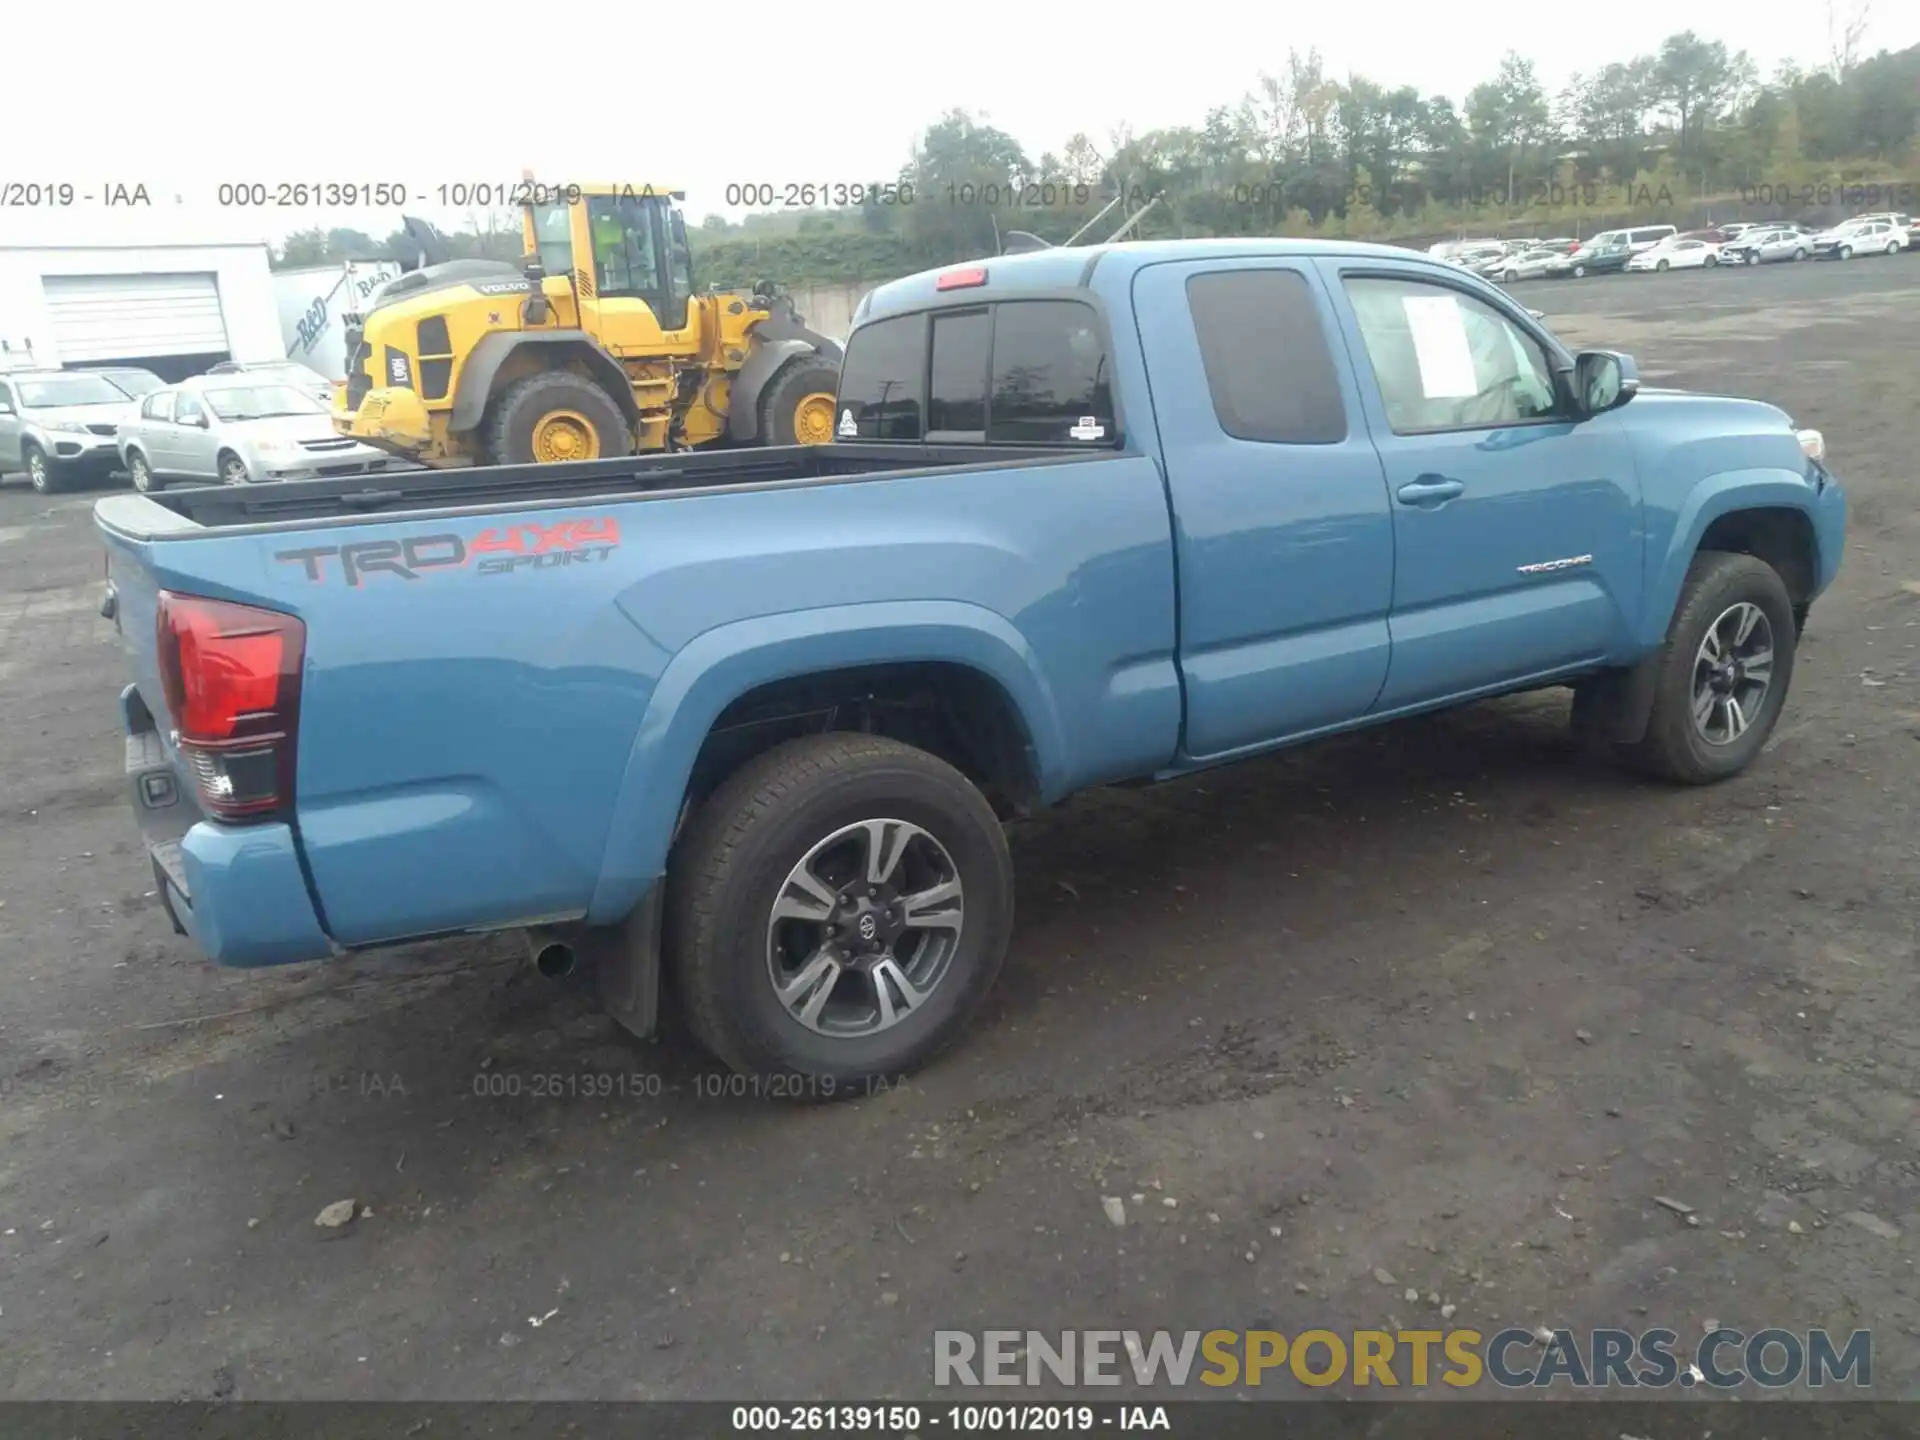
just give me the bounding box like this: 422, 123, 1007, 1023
276, 517, 621, 588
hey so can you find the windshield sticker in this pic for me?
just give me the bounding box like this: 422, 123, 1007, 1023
1401, 295, 1478, 399
838, 407, 858, 437
1069, 416, 1106, 441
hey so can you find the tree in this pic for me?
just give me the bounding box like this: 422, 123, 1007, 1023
1650, 32, 1749, 155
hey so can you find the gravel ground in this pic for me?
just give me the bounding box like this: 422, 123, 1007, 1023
0, 256, 1915, 1404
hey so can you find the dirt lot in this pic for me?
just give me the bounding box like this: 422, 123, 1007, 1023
0, 256, 1916, 1404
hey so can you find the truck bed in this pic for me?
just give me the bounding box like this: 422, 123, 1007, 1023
132, 442, 1067, 531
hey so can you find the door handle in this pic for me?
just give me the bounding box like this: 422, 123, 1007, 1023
1396, 476, 1465, 506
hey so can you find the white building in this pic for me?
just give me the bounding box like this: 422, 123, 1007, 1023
0, 209, 286, 381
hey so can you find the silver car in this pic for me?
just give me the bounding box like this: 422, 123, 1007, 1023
0, 369, 140, 494
203, 359, 336, 405
1722, 226, 1814, 265
116, 379, 403, 491
1491, 247, 1567, 282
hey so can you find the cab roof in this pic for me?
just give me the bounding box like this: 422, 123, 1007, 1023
855, 236, 1460, 327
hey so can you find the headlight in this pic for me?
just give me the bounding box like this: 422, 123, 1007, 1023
1797, 428, 1825, 462
252, 438, 294, 456
42, 419, 91, 433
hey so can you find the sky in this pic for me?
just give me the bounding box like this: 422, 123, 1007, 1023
2, 0, 1908, 252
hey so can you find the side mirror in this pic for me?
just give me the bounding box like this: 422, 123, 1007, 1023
1574, 350, 1638, 416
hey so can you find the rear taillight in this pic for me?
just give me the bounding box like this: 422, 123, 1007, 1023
155, 592, 305, 823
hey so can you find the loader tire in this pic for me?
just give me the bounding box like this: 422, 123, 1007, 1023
759, 356, 843, 447
486, 371, 632, 466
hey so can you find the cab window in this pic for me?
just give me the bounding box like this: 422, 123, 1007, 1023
528, 204, 573, 275
587, 195, 662, 300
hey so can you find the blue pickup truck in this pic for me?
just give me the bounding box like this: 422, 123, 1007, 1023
94, 237, 1846, 1087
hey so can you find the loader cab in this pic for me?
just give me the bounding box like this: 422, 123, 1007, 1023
521, 185, 696, 353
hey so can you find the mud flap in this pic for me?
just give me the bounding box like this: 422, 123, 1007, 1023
1573, 652, 1662, 750
583, 883, 665, 1040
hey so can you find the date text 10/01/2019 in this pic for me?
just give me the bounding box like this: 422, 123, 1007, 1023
730, 1406, 1171, 1431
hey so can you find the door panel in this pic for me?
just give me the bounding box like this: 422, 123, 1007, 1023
0, 384, 20, 468
1322, 263, 1642, 711
171, 393, 216, 477
1133, 258, 1396, 759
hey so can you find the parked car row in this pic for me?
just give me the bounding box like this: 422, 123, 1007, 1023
1449, 211, 1913, 284
0, 364, 399, 495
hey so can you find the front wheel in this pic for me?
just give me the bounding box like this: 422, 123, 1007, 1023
219, 451, 250, 485
1656, 259, 1670, 271
1838, 244, 1853, 260
486, 370, 634, 466
1704, 254, 1718, 267
1615, 552, 1797, 784
24, 445, 65, 495
1571, 263, 1586, 278
128, 451, 161, 493
666, 733, 1014, 1090
758, 354, 843, 447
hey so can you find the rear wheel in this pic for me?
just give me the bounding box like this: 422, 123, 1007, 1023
666, 733, 1014, 1090
486, 371, 633, 466
758, 355, 842, 447
24, 445, 65, 495
1614, 552, 1797, 785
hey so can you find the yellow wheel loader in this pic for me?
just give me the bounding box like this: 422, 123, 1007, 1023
332, 185, 844, 468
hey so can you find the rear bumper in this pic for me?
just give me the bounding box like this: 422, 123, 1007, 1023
124, 695, 335, 968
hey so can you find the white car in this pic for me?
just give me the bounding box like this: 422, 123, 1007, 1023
1811, 220, 1908, 259
1625, 237, 1721, 272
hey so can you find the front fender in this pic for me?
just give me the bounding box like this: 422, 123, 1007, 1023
448, 331, 639, 434
584, 601, 1068, 923
725, 340, 815, 444
1640, 469, 1824, 649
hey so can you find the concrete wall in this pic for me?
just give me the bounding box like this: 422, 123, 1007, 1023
0, 244, 283, 370
785, 281, 881, 343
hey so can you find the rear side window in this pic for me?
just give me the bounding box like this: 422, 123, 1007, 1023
835, 314, 925, 440
987, 301, 1113, 445
1185, 270, 1347, 444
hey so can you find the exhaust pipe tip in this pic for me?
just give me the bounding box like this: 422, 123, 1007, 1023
525, 928, 577, 980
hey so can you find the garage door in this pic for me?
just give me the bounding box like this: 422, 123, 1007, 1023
41, 273, 229, 362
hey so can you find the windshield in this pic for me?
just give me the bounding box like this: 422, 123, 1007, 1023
202, 385, 326, 420
17, 374, 128, 407
245, 363, 324, 383
96, 370, 165, 397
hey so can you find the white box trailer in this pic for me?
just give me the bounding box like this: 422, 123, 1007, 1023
274, 260, 400, 381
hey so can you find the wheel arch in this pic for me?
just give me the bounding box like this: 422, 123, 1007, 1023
1585, 480, 1824, 748
727, 341, 832, 444
584, 601, 1067, 925
448, 331, 639, 435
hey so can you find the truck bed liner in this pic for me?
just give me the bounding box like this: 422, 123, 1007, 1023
138, 442, 1071, 530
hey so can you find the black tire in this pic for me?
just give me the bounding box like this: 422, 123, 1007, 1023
24, 444, 65, 495
1571, 263, 1586, 278
127, 450, 162, 493
1655, 259, 1670, 272
1614, 552, 1797, 785
485, 370, 633, 466
665, 733, 1014, 1091
757, 355, 842, 447
218, 450, 249, 486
